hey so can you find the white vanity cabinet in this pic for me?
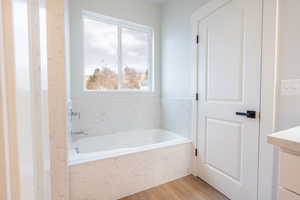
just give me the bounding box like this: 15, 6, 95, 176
268, 127, 300, 200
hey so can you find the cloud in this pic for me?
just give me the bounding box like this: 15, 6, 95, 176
84, 18, 150, 75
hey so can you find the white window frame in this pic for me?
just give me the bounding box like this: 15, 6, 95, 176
82, 10, 154, 92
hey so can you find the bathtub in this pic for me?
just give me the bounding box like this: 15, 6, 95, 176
69, 129, 192, 200
69, 129, 190, 164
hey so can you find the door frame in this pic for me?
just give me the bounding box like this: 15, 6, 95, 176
0, 0, 8, 198
46, 0, 70, 199
191, 0, 280, 200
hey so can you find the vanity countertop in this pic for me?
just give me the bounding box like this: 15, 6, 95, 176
268, 126, 300, 152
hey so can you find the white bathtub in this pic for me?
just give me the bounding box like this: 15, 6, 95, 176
69, 129, 192, 200
69, 129, 190, 165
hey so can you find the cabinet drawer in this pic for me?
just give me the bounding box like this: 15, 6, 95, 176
279, 188, 300, 200
280, 152, 300, 194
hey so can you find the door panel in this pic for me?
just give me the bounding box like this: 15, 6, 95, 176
206, 118, 242, 181
197, 0, 262, 199
206, 8, 244, 103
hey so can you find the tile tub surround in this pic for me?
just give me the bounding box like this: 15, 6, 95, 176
71, 96, 161, 137
70, 142, 192, 200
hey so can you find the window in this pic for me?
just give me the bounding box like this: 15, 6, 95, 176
83, 11, 153, 91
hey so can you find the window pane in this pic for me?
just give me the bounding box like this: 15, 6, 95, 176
83, 18, 119, 90
122, 28, 150, 90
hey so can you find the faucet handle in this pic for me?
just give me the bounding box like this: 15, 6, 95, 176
71, 110, 81, 120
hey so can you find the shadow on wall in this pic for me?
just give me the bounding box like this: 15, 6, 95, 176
160, 0, 209, 138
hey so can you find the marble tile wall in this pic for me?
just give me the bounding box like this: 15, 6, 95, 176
71, 96, 161, 137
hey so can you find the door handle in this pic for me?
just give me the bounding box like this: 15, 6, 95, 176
236, 110, 256, 119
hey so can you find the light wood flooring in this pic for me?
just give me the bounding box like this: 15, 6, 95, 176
120, 175, 229, 200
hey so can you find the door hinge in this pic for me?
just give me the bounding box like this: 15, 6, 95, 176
195, 149, 198, 157
196, 35, 199, 44
196, 93, 199, 101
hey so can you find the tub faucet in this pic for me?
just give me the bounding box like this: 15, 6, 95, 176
74, 147, 80, 154
71, 131, 88, 136
70, 110, 81, 120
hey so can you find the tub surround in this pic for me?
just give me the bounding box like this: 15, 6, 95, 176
71, 96, 161, 137
268, 126, 300, 200
70, 142, 192, 200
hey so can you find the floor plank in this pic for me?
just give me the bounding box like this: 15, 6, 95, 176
120, 175, 229, 200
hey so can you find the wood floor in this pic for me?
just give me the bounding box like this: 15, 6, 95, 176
120, 175, 229, 200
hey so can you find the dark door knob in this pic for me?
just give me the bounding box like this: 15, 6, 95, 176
236, 110, 256, 119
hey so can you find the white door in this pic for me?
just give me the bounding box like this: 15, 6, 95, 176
196, 0, 262, 199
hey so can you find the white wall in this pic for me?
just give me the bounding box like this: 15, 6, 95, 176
161, 0, 208, 98
160, 0, 208, 138
69, 0, 161, 136
277, 0, 300, 131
